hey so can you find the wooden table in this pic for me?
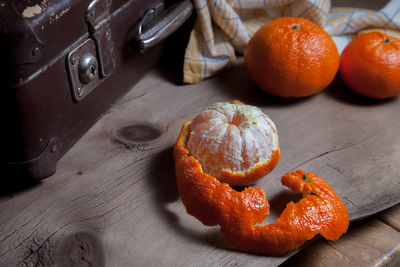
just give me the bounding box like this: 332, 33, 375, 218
1, 58, 400, 266
283, 204, 400, 267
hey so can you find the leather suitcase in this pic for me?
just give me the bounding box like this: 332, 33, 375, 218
0, 0, 193, 179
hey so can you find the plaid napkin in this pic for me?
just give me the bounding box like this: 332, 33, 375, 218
183, 0, 400, 83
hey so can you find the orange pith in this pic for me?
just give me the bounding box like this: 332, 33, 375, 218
340, 32, 400, 99
174, 121, 270, 227
186, 102, 280, 186
244, 17, 340, 98
174, 120, 349, 255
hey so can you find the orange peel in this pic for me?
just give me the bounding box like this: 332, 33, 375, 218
220, 170, 349, 255
174, 103, 349, 255
174, 121, 270, 227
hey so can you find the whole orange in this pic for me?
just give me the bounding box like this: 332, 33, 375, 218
340, 32, 400, 99
244, 17, 340, 98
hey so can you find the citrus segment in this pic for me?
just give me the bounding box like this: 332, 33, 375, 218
187, 102, 280, 186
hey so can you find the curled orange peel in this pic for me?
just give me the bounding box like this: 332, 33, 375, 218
220, 170, 349, 255
174, 121, 349, 255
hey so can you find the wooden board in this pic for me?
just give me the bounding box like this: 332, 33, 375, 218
1, 60, 400, 266
379, 204, 400, 232
282, 214, 400, 267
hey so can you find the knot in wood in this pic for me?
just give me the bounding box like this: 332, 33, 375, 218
117, 124, 161, 143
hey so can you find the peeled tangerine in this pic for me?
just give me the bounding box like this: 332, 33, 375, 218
187, 101, 280, 186
174, 101, 349, 255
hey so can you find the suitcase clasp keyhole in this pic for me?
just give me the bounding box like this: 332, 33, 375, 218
78, 53, 98, 85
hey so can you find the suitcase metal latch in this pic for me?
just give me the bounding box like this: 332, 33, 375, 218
66, 39, 100, 101
85, 0, 115, 78
66, 0, 193, 102
66, 0, 115, 102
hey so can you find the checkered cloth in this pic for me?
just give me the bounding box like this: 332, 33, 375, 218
183, 0, 400, 83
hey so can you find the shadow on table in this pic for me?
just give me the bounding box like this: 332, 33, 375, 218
147, 146, 308, 252
147, 146, 228, 249
209, 62, 317, 108
180, 60, 398, 108
0, 163, 41, 198
268, 191, 302, 220
325, 74, 398, 106
156, 10, 196, 86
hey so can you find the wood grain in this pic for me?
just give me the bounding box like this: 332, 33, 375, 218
0, 60, 399, 266
2, 0, 397, 265
281, 215, 400, 267
379, 204, 400, 232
